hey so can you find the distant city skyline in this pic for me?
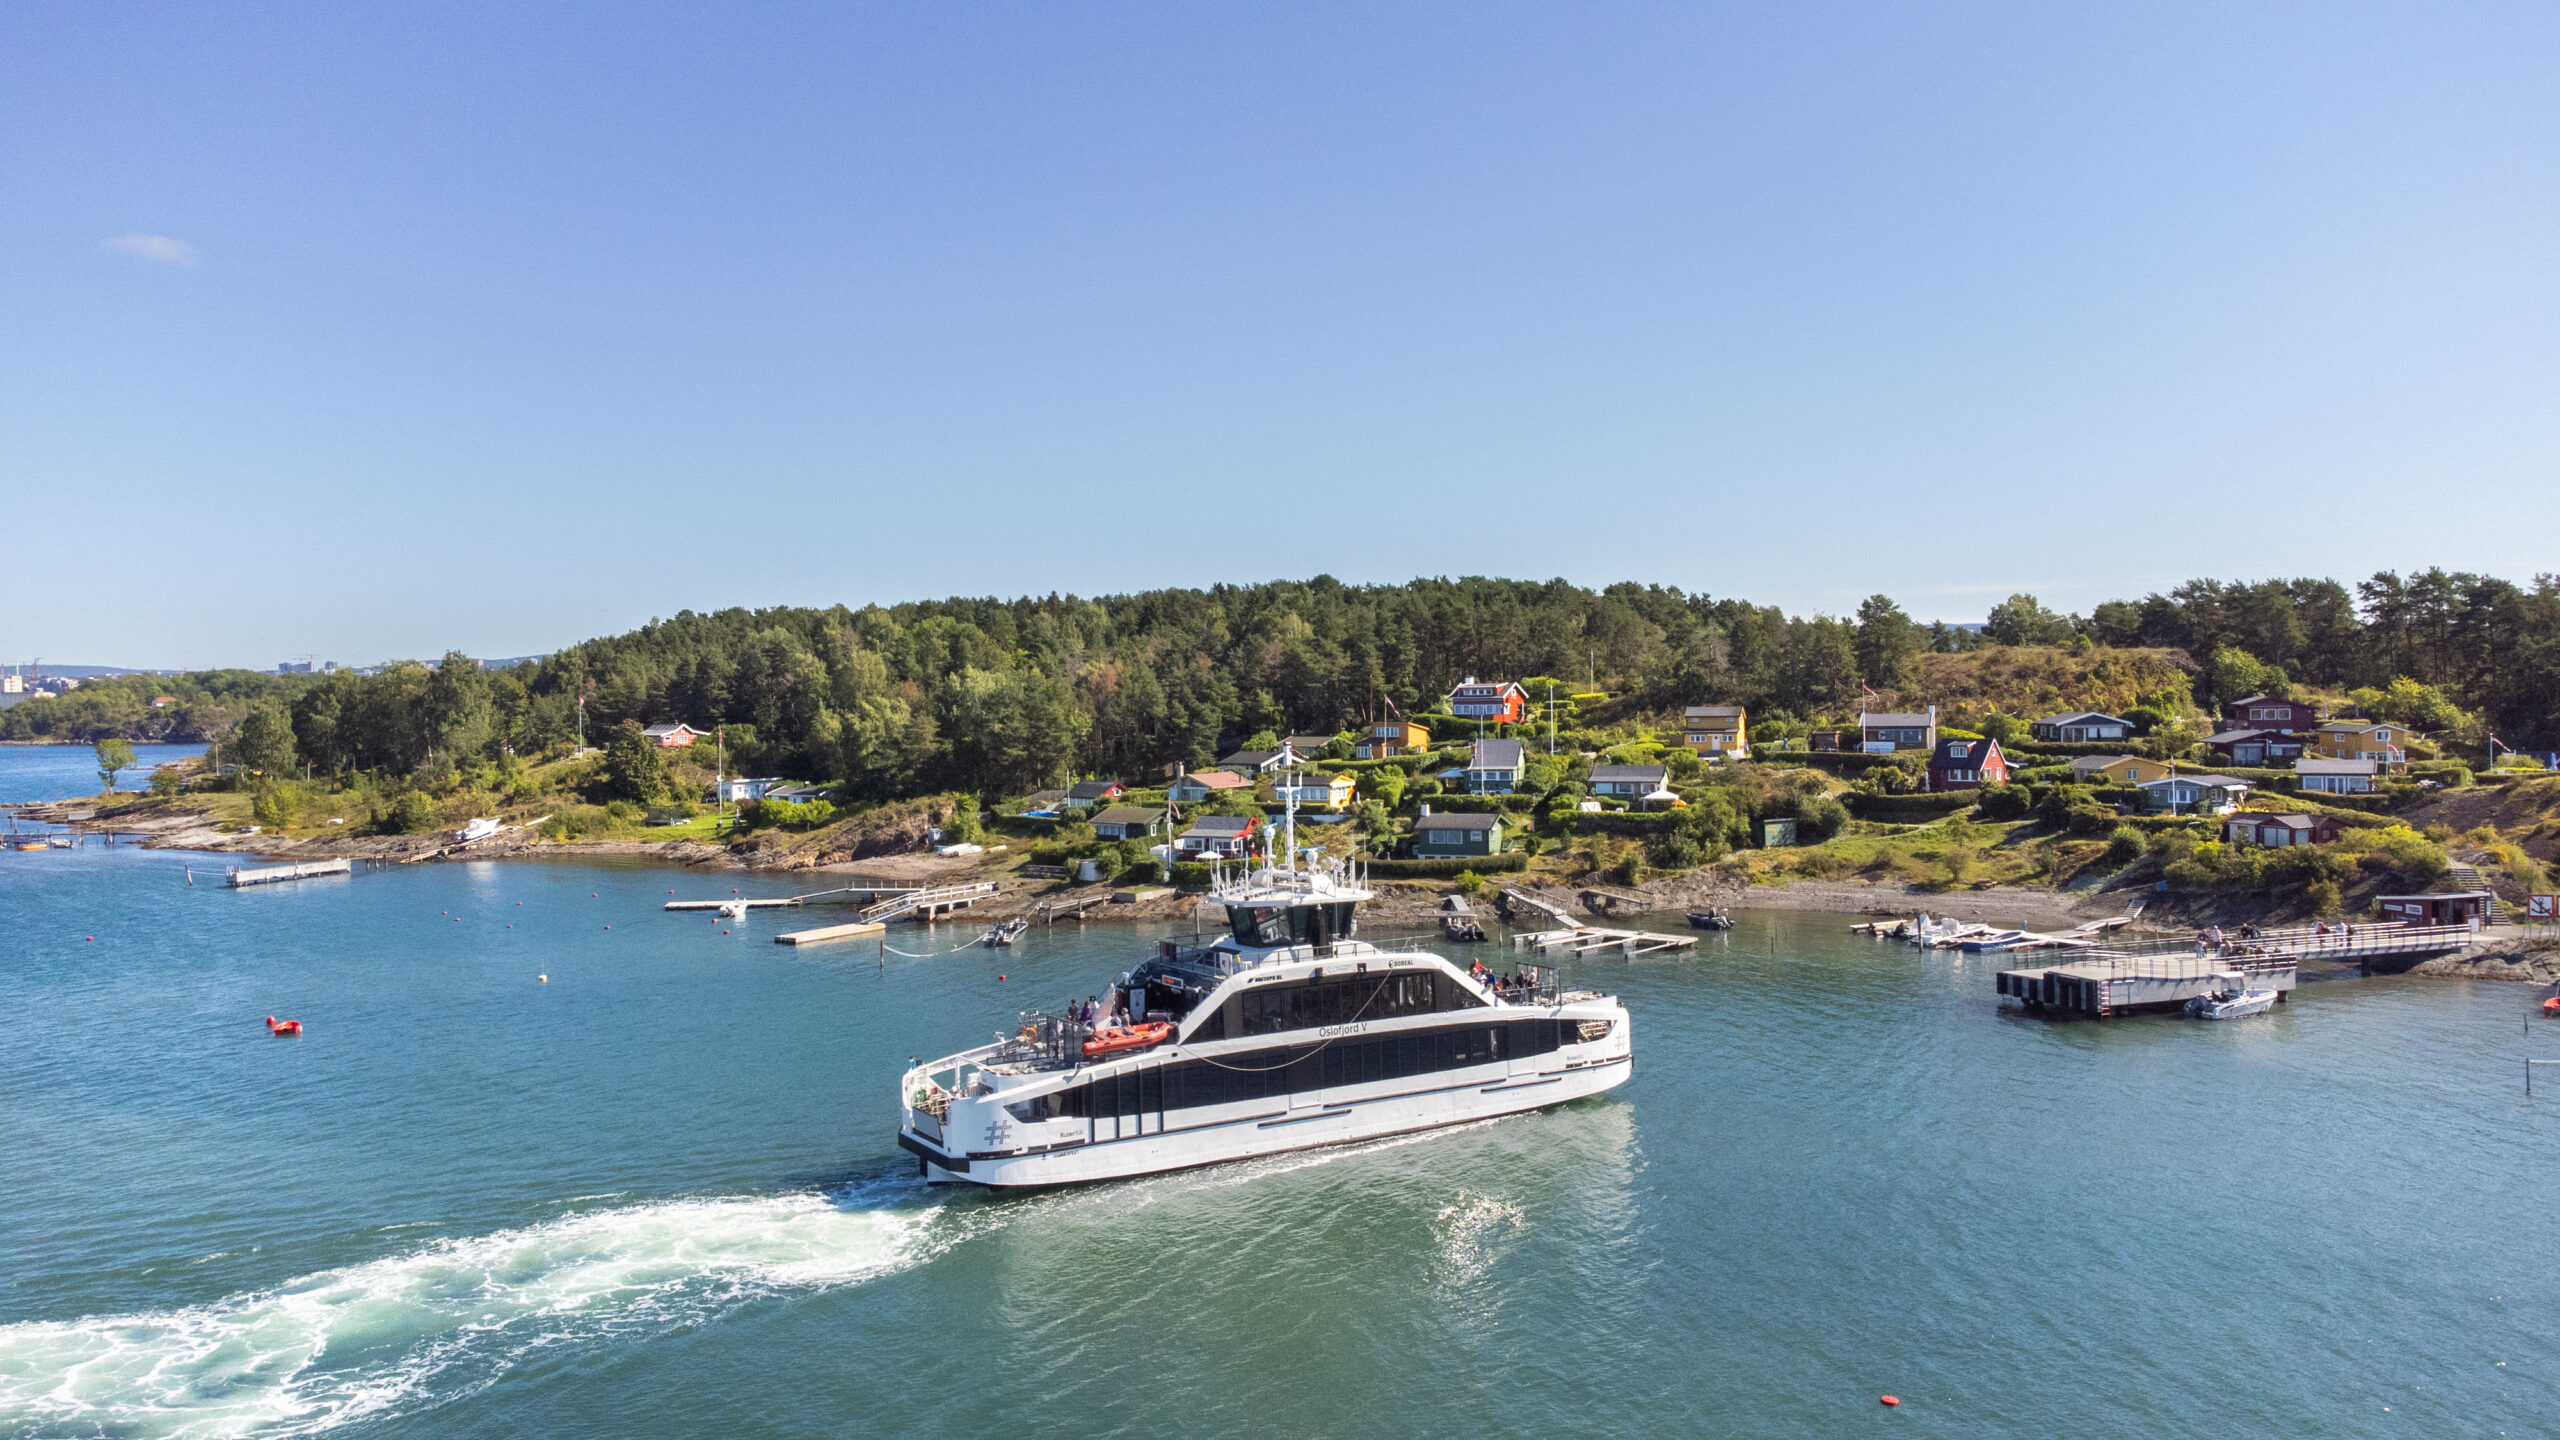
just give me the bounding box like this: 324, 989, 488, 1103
4, 4, 2554, 668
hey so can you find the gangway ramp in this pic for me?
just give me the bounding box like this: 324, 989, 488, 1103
860, 881, 1000, 923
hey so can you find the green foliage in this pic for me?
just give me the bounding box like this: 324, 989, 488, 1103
149, 765, 183, 799
1362, 852, 1530, 878
2104, 824, 2146, 863
1613, 853, 1647, 887
1454, 868, 1485, 894
1973, 784, 2032, 820
249, 780, 298, 828
1794, 793, 1849, 841
600, 725, 672, 806
1850, 753, 1924, 796
380, 791, 438, 834
2205, 646, 2286, 708
741, 798, 839, 831
2306, 879, 2343, 918
1854, 594, 1918, 691
1983, 593, 2073, 647
2344, 671, 2467, 732
1978, 712, 2025, 745
94, 736, 136, 791
1360, 766, 1407, 811
233, 700, 298, 778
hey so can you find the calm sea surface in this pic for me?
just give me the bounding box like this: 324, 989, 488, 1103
0, 743, 205, 807
4, 749, 2557, 1437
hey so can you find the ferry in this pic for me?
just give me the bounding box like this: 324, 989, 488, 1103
896, 796, 1634, 1186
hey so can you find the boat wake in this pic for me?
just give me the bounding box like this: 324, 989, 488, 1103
0, 1181, 948, 1438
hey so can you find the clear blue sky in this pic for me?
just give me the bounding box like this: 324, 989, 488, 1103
4, 4, 2554, 669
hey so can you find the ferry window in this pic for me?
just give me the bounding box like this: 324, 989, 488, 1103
1188, 1006, 1225, 1042
1226, 906, 1293, 947
1006, 1086, 1089, 1123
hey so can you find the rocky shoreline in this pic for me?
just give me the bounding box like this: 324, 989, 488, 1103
26, 798, 2546, 984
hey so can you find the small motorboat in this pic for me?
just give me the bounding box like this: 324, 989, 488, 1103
1960, 930, 2031, 953
455, 817, 503, 844
715, 900, 750, 921
1686, 909, 1733, 931
982, 918, 1029, 947
2185, 977, 2277, 1020
1082, 1020, 1174, 1058
264, 1015, 303, 1036
1439, 896, 1486, 942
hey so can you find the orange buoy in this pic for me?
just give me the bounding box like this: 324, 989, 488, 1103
1881, 1395, 1900, 1407
2544, 996, 2558, 1016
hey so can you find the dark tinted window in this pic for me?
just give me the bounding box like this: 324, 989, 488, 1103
1237, 971, 1442, 1035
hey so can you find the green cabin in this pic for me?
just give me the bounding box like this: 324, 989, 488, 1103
1413, 811, 1503, 858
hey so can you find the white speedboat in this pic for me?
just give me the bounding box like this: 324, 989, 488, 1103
2185, 976, 2278, 1020
897, 797, 1633, 1187
1960, 930, 2032, 953
455, 816, 503, 844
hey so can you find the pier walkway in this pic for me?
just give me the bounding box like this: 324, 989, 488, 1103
1998, 922, 2485, 1017
228, 859, 352, 888
665, 883, 919, 912
1498, 887, 1581, 928
860, 881, 1000, 924
1512, 925, 1697, 957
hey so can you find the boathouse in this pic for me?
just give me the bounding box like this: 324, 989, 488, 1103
2375, 892, 2494, 925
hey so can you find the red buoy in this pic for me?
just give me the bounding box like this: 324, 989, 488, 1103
1881, 1395, 1900, 1407
997, 974, 1006, 981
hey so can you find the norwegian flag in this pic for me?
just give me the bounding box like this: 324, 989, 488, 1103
1860, 683, 1877, 698
1383, 694, 1403, 719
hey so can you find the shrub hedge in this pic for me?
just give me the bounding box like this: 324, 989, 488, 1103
1843, 791, 1979, 821
1364, 852, 1531, 879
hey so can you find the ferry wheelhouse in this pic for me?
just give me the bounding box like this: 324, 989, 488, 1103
897, 837, 1634, 1187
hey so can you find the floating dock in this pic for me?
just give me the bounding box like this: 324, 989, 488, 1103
665, 884, 918, 912
1997, 922, 2484, 1017
775, 919, 888, 946
1512, 925, 1696, 957
227, 859, 353, 888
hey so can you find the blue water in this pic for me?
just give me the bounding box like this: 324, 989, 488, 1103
0, 743, 205, 805
4, 751, 2558, 1435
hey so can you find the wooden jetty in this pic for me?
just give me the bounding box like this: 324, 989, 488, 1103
1038, 892, 1113, 923
1997, 922, 2485, 1017
860, 881, 1000, 924
1498, 887, 1582, 929
665, 883, 918, 912
1511, 925, 1696, 957
774, 919, 888, 946
228, 858, 353, 888
1577, 884, 1654, 916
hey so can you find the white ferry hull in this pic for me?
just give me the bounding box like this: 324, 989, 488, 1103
903, 1021, 1632, 1188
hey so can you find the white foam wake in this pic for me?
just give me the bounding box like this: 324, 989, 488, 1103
0, 1186, 942, 1438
